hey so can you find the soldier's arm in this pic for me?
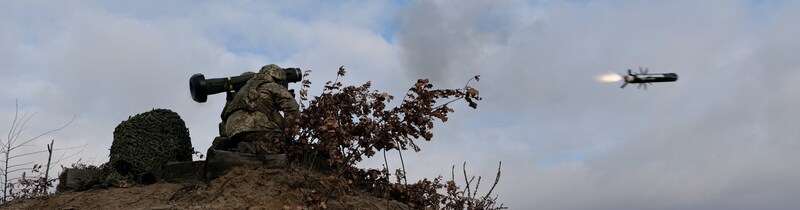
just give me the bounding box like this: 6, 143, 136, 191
261, 83, 300, 126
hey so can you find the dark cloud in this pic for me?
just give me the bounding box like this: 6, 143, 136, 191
397, 0, 508, 86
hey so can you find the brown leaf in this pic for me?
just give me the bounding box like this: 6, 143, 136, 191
466, 88, 479, 96
338, 65, 346, 77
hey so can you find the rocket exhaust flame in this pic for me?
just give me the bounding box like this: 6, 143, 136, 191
596, 73, 623, 83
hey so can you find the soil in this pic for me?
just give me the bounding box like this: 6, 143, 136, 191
2, 166, 409, 210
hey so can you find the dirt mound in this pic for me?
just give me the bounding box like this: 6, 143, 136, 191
3, 166, 409, 209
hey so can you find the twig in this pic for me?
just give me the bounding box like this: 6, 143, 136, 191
382, 150, 389, 176
473, 176, 482, 200
48, 146, 87, 167
432, 75, 480, 110
397, 146, 407, 185
169, 184, 198, 202
307, 149, 318, 172
7, 167, 34, 174
10, 115, 74, 151
44, 140, 53, 194
6, 162, 34, 169
451, 165, 455, 181
462, 162, 470, 198
207, 179, 232, 203
382, 149, 392, 209
482, 161, 502, 201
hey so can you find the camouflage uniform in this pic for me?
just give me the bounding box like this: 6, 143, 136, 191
216, 64, 300, 155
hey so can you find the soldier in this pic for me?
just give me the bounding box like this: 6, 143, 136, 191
214, 64, 300, 155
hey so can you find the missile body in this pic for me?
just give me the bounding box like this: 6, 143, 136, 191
624, 73, 678, 84
619, 68, 679, 89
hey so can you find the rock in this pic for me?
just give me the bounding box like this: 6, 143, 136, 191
60, 168, 100, 191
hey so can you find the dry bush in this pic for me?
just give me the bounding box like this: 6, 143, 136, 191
6, 164, 55, 200
289, 66, 481, 169
284, 66, 504, 209
1, 101, 81, 203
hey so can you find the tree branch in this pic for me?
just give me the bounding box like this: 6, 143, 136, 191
10, 115, 75, 151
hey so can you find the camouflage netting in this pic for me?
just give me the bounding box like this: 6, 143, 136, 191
108, 108, 193, 184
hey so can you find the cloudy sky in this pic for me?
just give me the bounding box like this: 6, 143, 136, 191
2, 0, 800, 209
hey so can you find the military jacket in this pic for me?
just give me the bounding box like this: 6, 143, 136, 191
221, 68, 299, 138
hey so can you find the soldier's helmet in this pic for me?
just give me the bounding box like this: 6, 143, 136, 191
268, 68, 286, 81
258, 64, 286, 82
240, 71, 256, 77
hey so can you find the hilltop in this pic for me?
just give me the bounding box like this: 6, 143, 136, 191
3, 166, 409, 209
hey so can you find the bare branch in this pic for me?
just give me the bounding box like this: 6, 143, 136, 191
9, 144, 86, 160
451, 164, 455, 181
7, 150, 47, 160
10, 115, 75, 151
473, 176, 482, 200
6, 162, 34, 169
397, 143, 408, 185
482, 161, 502, 201
2, 101, 78, 202
48, 146, 87, 167
8, 167, 33, 174
9, 110, 34, 148
7, 111, 32, 148
5, 100, 20, 146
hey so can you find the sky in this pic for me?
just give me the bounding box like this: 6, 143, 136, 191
2, 0, 800, 209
